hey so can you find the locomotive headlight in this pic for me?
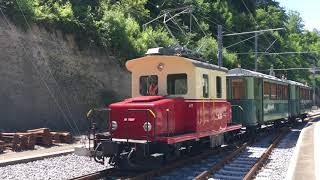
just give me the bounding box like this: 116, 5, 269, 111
143, 122, 152, 132
111, 121, 118, 130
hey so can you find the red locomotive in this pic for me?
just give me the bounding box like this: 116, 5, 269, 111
89, 47, 242, 169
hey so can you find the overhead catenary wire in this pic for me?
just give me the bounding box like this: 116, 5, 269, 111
234, 50, 320, 55
259, 67, 320, 72
225, 33, 265, 49
240, 0, 284, 55
147, 2, 262, 53
142, 6, 208, 48
264, 39, 277, 53
168, 1, 267, 52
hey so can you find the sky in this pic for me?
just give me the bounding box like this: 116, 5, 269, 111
276, 0, 320, 31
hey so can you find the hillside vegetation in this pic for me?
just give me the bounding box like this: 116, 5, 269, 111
1, 0, 320, 85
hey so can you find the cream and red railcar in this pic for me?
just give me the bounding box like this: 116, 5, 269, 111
95, 48, 241, 168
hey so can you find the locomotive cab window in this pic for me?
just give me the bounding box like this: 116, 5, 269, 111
140, 75, 158, 96
167, 73, 188, 95
216, 76, 222, 98
203, 74, 209, 98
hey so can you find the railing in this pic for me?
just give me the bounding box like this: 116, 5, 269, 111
86, 108, 111, 151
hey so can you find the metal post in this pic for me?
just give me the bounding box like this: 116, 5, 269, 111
255, 32, 258, 71
217, 25, 223, 67
313, 59, 316, 106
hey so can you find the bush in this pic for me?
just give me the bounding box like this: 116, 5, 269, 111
0, 0, 37, 29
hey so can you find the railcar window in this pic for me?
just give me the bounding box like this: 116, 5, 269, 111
277, 84, 286, 100
277, 85, 282, 100
231, 79, 245, 99
284, 85, 288, 99
167, 74, 188, 95
203, 74, 209, 98
216, 76, 222, 98
300, 88, 304, 100
271, 83, 277, 100
264, 82, 270, 99
140, 75, 158, 96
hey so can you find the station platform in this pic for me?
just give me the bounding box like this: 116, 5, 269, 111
287, 110, 320, 180
0, 142, 85, 167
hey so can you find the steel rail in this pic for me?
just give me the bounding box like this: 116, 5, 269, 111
243, 129, 289, 180
193, 143, 248, 180
69, 168, 117, 180
193, 129, 289, 180
127, 145, 234, 180
69, 113, 319, 180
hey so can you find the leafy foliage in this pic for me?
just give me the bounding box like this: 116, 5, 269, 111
0, 0, 319, 87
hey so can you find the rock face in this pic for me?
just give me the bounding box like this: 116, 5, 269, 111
0, 17, 130, 133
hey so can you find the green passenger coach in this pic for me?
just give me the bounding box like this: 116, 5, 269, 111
287, 80, 312, 119
227, 68, 311, 128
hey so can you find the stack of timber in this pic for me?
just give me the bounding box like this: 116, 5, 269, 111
50, 132, 72, 144
0, 133, 36, 151
27, 128, 52, 146
0, 128, 73, 153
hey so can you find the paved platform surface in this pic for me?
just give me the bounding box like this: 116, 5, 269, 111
287, 111, 320, 180
0, 143, 85, 166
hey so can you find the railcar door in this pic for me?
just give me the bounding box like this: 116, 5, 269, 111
254, 78, 263, 124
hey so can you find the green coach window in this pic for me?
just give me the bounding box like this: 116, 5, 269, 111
264, 82, 270, 99
232, 79, 245, 99
271, 83, 277, 100
284, 85, 288, 99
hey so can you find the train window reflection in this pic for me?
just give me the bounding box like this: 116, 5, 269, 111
203, 74, 209, 98
167, 74, 188, 95
264, 82, 270, 99
140, 75, 158, 96
271, 83, 277, 100
231, 79, 245, 99
216, 76, 222, 98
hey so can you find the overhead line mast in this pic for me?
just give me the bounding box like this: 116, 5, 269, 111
219, 27, 285, 71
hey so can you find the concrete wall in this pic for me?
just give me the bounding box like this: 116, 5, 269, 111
0, 17, 130, 133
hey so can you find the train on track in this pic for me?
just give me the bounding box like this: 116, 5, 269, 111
88, 46, 312, 169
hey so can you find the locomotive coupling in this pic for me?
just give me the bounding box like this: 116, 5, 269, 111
97, 140, 119, 157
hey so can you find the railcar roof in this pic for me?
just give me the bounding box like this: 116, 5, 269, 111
127, 55, 228, 73
187, 58, 228, 72
227, 68, 310, 88
227, 68, 285, 82
286, 80, 310, 88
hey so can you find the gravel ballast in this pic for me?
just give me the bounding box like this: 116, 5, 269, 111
0, 154, 107, 180
255, 124, 304, 180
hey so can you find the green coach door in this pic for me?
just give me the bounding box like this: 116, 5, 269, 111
254, 78, 263, 124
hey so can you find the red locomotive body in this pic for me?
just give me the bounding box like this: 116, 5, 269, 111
91, 48, 241, 169
109, 97, 235, 144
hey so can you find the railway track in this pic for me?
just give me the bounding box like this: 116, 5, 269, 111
70, 119, 312, 180
69, 144, 237, 180
69, 168, 117, 180
194, 128, 289, 180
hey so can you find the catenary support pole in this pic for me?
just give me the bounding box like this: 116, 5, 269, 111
255, 32, 258, 71
313, 59, 316, 106
217, 25, 223, 67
